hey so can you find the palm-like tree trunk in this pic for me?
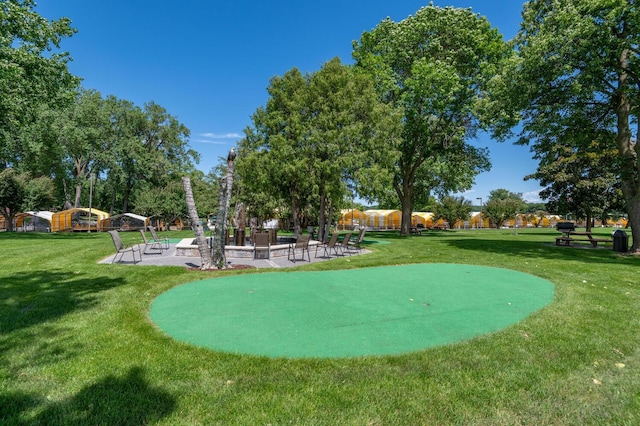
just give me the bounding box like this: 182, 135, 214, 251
212, 157, 236, 268
182, 177, 214, 269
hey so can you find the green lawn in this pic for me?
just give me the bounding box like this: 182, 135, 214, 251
1, 228, 639, 425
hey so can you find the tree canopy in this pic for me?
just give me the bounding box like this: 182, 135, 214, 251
526, 136, 624, 231
483, 189, 525, 229
500, 0, 640, 251
433, 195, 473, 229
352, 4, 508, 235
1, 0, 79, 168
237, 58, 398, 238
1, 1, 200, 228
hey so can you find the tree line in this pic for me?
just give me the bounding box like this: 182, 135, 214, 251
2, 1, 639, 251
1, 1, 214, 231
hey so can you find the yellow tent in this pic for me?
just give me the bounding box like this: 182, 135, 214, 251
412, 212, 435, 228
338, 209, 367, 229
364, 209, 402, 229
545, 215, 562, 229
50, 208, 110, 232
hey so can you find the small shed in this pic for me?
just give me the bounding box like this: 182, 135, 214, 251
99, 213, 149, 231
364, 209, 402, 230
50, 208, 110, 232
338, 209, 367, 229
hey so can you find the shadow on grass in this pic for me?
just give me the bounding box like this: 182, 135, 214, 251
0, 270, 128, 376
442, 233, 634, 266
0, 367, 175, 425
0, 270, 125, 335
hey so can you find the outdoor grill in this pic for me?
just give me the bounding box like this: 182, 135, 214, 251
555, 221, 576, 232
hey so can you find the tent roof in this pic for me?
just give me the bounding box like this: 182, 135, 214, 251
109, 213, 148, 222
412, 212, 434, 220
340, 208, 365, 215
364, 209, 401, 216
25, 211, 54, 221
67, 207, 110, 220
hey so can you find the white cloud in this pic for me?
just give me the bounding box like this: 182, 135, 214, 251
199, 132, 242, 139
522, 189, 543, 203
193, 132, 243, 145
192, 139, 229, 145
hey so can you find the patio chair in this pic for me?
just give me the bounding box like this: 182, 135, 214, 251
108, 230, 142, 264
254, 232, 270, 259
315, 232, 343, 258
348, 228, 367, 252
336, 231, 353, 255
139, 229, 164, 254
147, 226, 169, 251
288, 234, 311, 262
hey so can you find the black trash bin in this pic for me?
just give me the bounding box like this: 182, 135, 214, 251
612, 230, 628, 252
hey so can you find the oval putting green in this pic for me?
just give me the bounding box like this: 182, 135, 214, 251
150, 264, 554, 358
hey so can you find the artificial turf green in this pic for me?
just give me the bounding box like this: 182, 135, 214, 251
150, 263, 555, 358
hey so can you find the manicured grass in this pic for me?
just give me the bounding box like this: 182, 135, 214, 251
1, 228, 639, 424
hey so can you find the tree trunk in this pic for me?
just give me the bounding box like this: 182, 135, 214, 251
212, 176, 227, 268
212, 158, 236, 267
74, 184, 82, 208
318, 191, 327, 242
625, 193, 640, 252
398, 179, 414, 236
291, 192, 301, 238
0, 210, 15, 232
616, 48, 640, 252
327, 203, 334, 241
401, 200, 413, 236
122, 178, 131, 213
395, 155, 418, 236
182, 177, 214, 269
74, 160, 86, 208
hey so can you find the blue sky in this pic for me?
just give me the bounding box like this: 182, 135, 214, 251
37, 0, 540, 204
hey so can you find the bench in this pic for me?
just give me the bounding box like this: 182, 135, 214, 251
556, 232, 612, 247
585, 234, 613, 247
555, 236, 573, 246
410, 224, 425, 235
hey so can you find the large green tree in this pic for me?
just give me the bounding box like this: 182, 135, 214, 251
1, 0, 79, 169
352, 5, 507, 235
55, 89, 112, 208
238, 58, 398, 238
134, 179, 186, 230
433, 195, 473, 229
0, 168, 23, 231
239, 67, 310, 236
483, 189, 525, 229
111, 100, 197, 213
0, 168, 54, 231
25, 90, 199, 213
501, 0, 640, 251
526, 135, 624, 231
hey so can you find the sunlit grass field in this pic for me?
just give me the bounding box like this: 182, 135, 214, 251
1, 228, 639, 425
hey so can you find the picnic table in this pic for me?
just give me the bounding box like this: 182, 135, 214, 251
410, 224, 425, 235
555, 230, 612, 247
